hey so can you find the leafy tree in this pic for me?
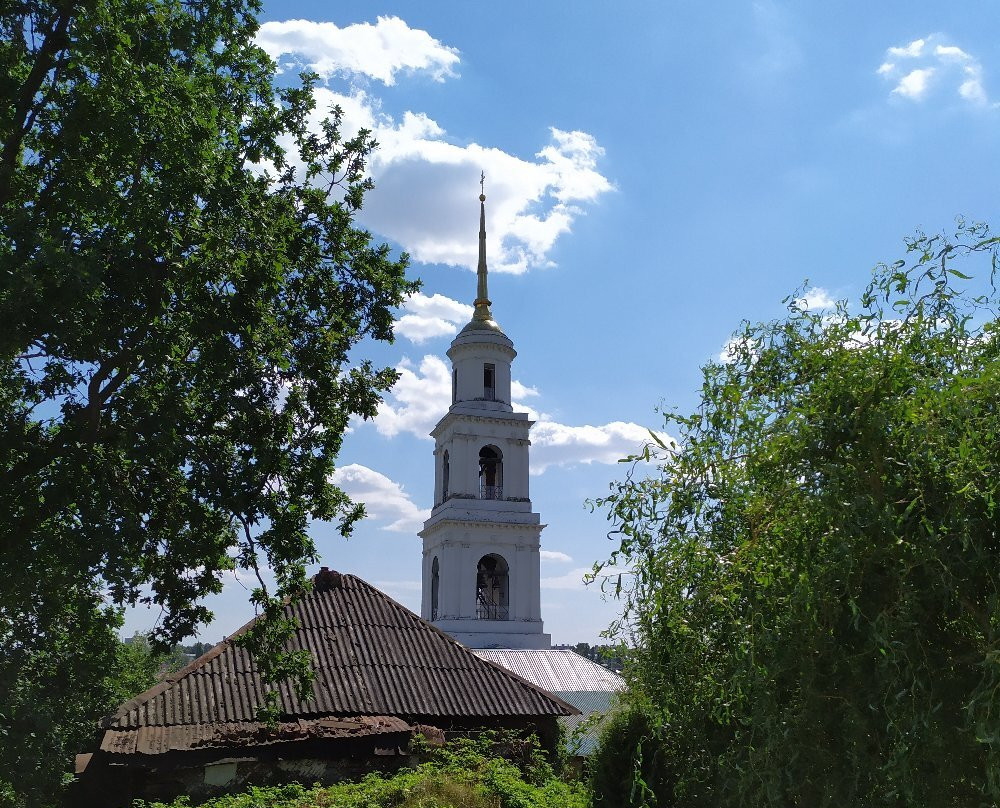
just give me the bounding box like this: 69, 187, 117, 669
1, 0, 414, 801
111, 633, 163, 705
0, 590, 121, 808
593, 221, 1000, 806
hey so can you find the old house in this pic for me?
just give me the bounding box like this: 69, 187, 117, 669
75, 568, 576, 806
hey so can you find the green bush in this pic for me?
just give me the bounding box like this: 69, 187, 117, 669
589, 702, 678, 808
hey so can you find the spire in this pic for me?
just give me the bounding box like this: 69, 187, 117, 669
459, 173, 504, 336
473, 172, 493, 323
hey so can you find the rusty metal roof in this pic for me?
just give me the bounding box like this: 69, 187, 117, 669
106, 571, 575, 738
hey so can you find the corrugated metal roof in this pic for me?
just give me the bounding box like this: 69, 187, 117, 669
105, 571, 575, 738
470, 650, 624, 692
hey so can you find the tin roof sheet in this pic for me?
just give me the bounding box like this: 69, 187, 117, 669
470, 650, 625, 693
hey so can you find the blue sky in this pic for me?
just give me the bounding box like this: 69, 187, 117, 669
124, 2, 1000, 644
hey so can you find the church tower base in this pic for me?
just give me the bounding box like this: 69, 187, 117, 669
435, 619, 551, 650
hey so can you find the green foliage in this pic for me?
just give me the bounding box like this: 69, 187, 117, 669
136, 733, 590, 808
110, 633, 191, 706
592, 221, 1000, 806
0, 621, 195, 808
0, 0, 415, 801
589, 701, 674, 808
0, 592, 121, 808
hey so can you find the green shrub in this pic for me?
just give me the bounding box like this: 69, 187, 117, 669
589, 702, 677, 808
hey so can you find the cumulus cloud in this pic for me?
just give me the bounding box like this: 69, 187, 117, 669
540, 566, 593, 590
888, 38, 925, 59
893, 68, 935, 99
256, 17, 459, 85
373, 355, 451, 439
511, 380, 540, 400
371, 354, 542, 439
796, 286, 836, 310
959, 65, 988, 105
540, 549, 573, 563
718, 336, 742, 364
531, 420, 661, 474
257, 16, 612, 273
395, 292, 473, 343
878, 35, 993, 106
330, 463, 429, 532
280, 81, 612, 274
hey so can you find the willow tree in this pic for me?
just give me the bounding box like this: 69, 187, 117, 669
593, 221, 1000, 807
0, 0, 414, 801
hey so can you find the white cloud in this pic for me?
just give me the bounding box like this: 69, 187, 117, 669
259, 17, 612, 273
370, 353, 545, 440
541, 566, 593, 590
718, 336, 741, 364
330, 463, 429, 532
540, 549, 573, 563
373, 355, 451, 439
878, 35, 992, 106
934, 44, 970, 61
893, 68, 934, 99
394, 292, 472, 343
292, 86, 612, 275
511, 380, 540, 400
797, 286, 836, 310
959, 66, 988, 105
531, 420, 664, 474
888, 38, 925, 59
256, 17, 459, 85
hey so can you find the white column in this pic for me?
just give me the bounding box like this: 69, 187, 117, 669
516, 438, 530, 499
458, 542, 475, 618
440, 540, 461, 619
527, 535, 542, 620
465, 435, 479, 497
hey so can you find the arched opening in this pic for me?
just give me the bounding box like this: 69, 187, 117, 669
479, 445, 502, 499
430, 556, 439, 621
483, 363, 495, 400
441, 450, 450, 501
476, 554, 509, 620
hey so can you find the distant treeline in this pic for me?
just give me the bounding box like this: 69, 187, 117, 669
554, 643, 623, 672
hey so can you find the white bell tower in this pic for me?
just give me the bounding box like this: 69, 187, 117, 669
419, 188, 550, 649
